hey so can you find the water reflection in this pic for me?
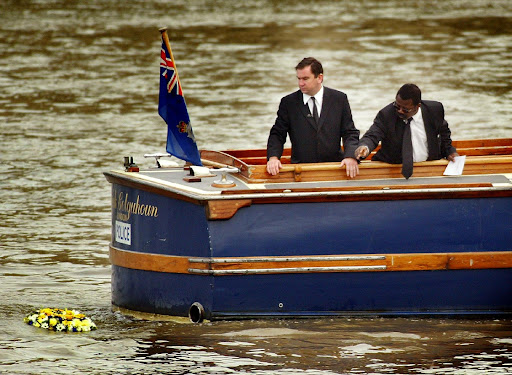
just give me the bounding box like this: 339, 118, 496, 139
1, 0, 512, 374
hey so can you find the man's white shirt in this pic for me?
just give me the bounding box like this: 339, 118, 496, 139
303, 86, 324, 118
409, 107, 429, 162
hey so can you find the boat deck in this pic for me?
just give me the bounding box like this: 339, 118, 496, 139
132, 168, 512, 194
104, 138, 512, 220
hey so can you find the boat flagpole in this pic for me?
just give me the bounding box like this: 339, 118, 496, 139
158, 27, 202, 166
160, 28, 181, 90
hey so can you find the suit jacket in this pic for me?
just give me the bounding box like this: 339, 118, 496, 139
267, 87, 360, 163
360, 100, 456, 164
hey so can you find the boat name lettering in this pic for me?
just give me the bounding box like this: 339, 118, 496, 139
113, 190, 158, 221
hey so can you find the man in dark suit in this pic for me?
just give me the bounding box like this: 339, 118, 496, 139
355, 83, 459, 179
266, 57, 360, 177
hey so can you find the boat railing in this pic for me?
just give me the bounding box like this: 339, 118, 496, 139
200, 138, 512, 183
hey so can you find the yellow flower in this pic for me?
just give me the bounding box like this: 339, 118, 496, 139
25, 308, 97, 332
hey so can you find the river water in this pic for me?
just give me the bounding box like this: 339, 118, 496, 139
1, 0, 512, 374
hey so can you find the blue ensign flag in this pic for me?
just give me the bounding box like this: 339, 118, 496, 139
158, 35, 202, 166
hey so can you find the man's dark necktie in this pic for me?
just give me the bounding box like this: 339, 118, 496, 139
402, 118, 413, 179
312, 97, 319, 124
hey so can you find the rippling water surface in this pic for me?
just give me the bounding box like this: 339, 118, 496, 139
1, 0, 512, 374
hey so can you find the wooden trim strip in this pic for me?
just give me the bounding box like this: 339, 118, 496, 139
206, 199, 252, 220
237, 155, 512, 183
110, 246, 512, 275
110, 246, 192, 274
452, 138, 512, 147
220, 183, 494, 196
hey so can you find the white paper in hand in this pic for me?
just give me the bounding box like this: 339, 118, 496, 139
443, 155, 466, 176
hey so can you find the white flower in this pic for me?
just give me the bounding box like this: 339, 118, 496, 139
25, 308, 97, 332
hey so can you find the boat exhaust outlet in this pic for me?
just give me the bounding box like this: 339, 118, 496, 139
189, 302, 205, 323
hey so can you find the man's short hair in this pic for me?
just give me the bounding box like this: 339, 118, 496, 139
295, 57, 323, 77
397, 83, 422, 105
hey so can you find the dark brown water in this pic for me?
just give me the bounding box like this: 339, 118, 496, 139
1, 1, 512, 374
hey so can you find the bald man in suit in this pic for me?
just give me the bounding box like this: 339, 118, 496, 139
266, 57, 360, 178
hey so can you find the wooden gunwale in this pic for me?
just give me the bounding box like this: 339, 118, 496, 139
238, 156, 512, 183
200, 138, 512, 184
219, 138, 512, 166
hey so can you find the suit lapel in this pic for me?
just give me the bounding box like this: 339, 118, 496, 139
395, 115, 405, 141
317, 89, 331, 130
420, 102, 437, 159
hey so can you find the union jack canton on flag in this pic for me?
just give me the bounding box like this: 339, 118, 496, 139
158, 35, 202, 166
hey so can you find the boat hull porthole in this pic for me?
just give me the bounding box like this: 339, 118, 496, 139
189, 302, 205, 323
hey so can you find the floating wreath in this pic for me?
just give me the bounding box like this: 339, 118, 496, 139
24, 308, 97, 332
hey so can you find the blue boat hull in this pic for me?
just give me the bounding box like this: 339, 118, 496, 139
112, 266, 512, 318
107, 180, 512, 320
